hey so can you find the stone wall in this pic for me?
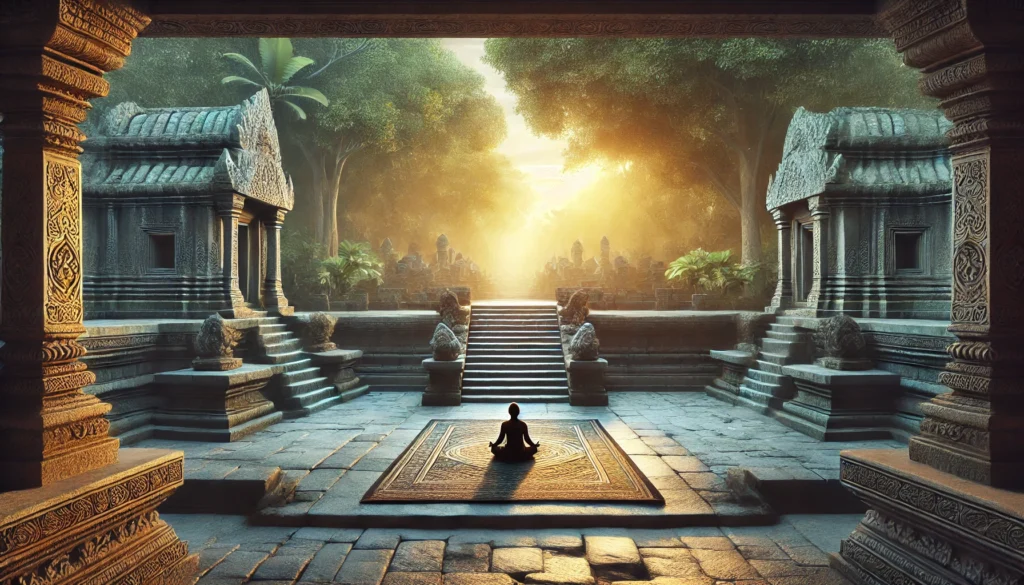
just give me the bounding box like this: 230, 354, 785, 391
330, 311, 440, 391
81, 317, 271, 444
587, 311, 739, 391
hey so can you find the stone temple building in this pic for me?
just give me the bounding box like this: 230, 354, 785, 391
81, 89, 294, 318
766, 107, 953, 319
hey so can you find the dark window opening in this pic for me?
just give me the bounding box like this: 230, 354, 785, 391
894, 231, 922, 271
238, 224, 250, 300
151, 234, 176, 269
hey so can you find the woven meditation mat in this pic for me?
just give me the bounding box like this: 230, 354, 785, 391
362, 419, 663, 503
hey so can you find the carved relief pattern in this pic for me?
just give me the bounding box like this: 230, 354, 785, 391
41, 418, 112, 456
44, 157, 85, 325
142, 15, 883, 38
0, 458, 183, 556
840, 459, 1024, 553
919, 418, 989, 450
950, 157, 989, 326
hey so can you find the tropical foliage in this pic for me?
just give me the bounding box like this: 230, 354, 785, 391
281, 228, 328, 298
221, 38, 329, 120
665, 249, 756, 296
317, 241, 384, 297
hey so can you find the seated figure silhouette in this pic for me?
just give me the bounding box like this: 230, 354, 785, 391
489, 403, 539, 462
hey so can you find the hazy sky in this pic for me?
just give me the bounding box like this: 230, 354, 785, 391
441, 38, 602, 221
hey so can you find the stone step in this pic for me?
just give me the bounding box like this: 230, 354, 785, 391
462, 384, 568, 393
472, 318, 558, 325
768, 322, 801, 333
463, 376, 569, 387
285, 376, 331, 393
263, 350, 305, 364
741, 377, 784, 397
469, 333, 562, 340
265, 338, 302, 354
462, 362, 566, 370
756, 360, 786, 375
465, 354, 565, 363
258, 322, 288, 333
471, 310, 554, 316
468, 347, 563, 355
260, 332, 292, 344
282, 366, 322, 385
461, 369, 567, 377
761, 338, 802, 356
746, 368, 788, 385
282, 391, 341, 419
765, 330, 804, 342
758, 351, 800, 366
461, 394, 569, 403
281, 358, 313, 372
468, 341, 563, 350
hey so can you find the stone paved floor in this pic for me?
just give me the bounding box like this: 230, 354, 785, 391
170, 512, 860, 585
139, 393, 896, 583
139, 393, 902, 513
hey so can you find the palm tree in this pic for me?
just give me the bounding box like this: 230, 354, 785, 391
221, 38, 329, 120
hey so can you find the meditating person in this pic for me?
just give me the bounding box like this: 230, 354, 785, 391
489, 402, 540, 462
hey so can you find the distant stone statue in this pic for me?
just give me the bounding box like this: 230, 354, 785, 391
600, 236, 611, 263
571, 240, 584, 268
814, 315, 871, 370
559, 289, 590, 334
490, 403, 539, 462
431, 323, 462, 361
303, 312, 337, 353
569, 323, 600, 360
193, 314, 243, 371
436, 233, 450, 267
438, 289, 470, 330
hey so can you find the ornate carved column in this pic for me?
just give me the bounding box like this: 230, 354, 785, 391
0, 0, 151, 490
0, 2, 196, 584
262, 209, 294, 315
805, 196, 829, 311
835, 3, 1024, 585
769, 208, 794, 311
216, 194, 247, 316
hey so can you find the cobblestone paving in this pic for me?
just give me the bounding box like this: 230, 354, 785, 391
171, 513, 859, 585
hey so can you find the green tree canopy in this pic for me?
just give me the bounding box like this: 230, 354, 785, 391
484, 38, 935, 267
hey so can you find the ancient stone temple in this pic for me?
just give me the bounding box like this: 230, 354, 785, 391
81, 89, 294, 318
766, 106, 953, 319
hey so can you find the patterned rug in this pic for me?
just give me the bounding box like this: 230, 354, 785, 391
362, 419, 663, 503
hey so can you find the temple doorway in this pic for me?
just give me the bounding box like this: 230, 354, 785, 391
796, 221, 814, 302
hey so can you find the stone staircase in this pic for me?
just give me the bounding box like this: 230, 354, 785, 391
253, 318, 342, 417
735, 316, 813, 412
461, 303, 570, 403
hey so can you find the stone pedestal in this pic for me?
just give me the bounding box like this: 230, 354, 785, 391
154, 364, 281, 441
833, 449, 1024, 585
0, 449, 198, 584
422, 358, 465, 406
567, 358, 609, 406
705, 349, 756, 403
777, 365, 900, 441
309, 348, 370, 403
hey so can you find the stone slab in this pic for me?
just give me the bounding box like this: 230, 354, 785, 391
781, 365, 900, 386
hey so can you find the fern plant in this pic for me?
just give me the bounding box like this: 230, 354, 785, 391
665, 248, 754, 296
317, 241, 383, 297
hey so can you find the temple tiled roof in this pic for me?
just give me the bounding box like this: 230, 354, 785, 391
83, 89, 294, 210
766, 107, 952, 211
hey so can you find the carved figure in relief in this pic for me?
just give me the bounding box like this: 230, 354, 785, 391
192, 314, 243, 370
490, 402, 540, 462
303, 311, 337, 353
430, 322, 462, 361
569, 323, 600, 361
814, 314, 871, 370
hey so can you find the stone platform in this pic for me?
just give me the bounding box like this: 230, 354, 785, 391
0, 448, 198, 585
136, 392, 902, 531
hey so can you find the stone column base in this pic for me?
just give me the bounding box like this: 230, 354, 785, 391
422, 358, 464, 406
833, 449, 1024, 585
0, 448, 198, 585
705, 349, 756, 404
777, 365, 900, 441
154, 364, 281, 441
567, 358, 609, 406
310, 348, 370, 404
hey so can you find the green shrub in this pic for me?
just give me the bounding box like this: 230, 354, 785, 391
665, 248, 755, 296
317, 241, 384, 297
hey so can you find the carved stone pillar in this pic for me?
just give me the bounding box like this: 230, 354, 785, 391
216, 194, 247, 316
805, 196, 829, 311
768, 208, 794, 311
0, 2, 196, 583
835, 3, 1024, 585
262, 209, 294, 315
